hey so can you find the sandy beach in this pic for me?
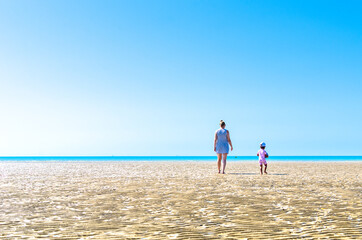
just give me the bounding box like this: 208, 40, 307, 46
0, 161, 361, 239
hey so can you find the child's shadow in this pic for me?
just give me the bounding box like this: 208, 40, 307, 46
228, 173, 288, 176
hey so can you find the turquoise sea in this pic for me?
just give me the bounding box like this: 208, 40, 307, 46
0, 156, 361, 161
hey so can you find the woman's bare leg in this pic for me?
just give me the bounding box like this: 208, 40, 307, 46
222, 153, 227, 174
217, 154, 222, 173
260, 165, 263, 175
264, 164, 268, 174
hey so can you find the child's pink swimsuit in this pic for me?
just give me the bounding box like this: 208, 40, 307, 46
257, 149, 268, 165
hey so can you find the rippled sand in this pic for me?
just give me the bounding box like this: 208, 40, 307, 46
0, 161, 361, 239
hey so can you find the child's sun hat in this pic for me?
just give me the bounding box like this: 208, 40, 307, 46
260, 142, 266, 147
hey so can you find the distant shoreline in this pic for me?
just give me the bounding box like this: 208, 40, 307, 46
0, 156, 361, 161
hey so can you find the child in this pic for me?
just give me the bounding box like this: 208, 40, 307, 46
257, 142, 269, 175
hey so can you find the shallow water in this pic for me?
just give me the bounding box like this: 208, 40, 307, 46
0, 162, 361, 239
0, 156, 361, 161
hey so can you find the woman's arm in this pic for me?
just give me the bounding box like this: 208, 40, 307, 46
227, 130, 233, 151
214, 132, 218, 152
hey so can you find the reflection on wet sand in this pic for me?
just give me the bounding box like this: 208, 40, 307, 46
0, 161, 361, 239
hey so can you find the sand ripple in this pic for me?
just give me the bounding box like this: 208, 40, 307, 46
0, 161, 361, 239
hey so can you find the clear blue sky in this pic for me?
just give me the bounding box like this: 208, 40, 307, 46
0, 0, 361, 156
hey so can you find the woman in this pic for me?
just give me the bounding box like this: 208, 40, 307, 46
214, 120, 233, 174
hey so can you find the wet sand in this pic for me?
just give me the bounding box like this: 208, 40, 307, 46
0, 161, 361, 239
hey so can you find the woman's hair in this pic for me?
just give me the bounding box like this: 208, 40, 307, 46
220, 120, 226, 127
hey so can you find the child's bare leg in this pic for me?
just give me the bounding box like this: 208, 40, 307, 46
260, 165, 263, 175
264, 164, 267, 174
217, 154, 222, 173
222, 153, 227, 174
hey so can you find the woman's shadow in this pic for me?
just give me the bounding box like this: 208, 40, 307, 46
228, 173, 288, 176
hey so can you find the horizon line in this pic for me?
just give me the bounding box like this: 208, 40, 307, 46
0, 155, 361, 158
